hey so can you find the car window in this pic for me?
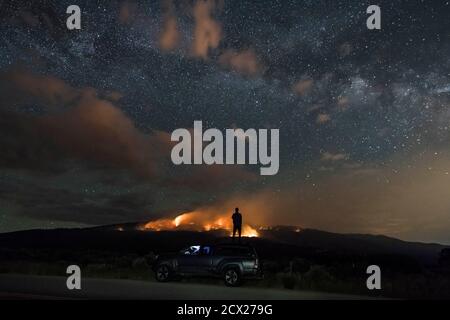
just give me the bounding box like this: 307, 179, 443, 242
181, 245, 201, 255
201, 246, 211, 255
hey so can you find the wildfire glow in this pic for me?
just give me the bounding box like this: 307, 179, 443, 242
142, 211, 259, 237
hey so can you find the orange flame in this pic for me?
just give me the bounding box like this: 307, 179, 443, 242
142, 211, 259, 237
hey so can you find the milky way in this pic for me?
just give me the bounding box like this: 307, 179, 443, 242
0, 0, 449, 243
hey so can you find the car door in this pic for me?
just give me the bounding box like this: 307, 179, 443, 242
177, 245, 213, 274
211, 246, 235, 270
177, 245, 200, 273
197, 245, 214, 273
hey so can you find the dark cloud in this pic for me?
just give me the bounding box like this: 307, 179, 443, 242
0, 0, 67, 39
159, 0, 180, 51
0, 174, 158, 225
190, 0, 222, 59
0, 69, 170, 177
0, 68, 257, 226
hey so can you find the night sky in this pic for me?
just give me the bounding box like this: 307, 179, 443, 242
0, 0, 449, 243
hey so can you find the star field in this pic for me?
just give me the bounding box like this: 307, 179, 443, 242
0, 0, 449, 243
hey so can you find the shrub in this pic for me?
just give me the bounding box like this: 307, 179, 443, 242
144, 252, 157, 266
281, 274, 297, 289
132, 257, 149, 269
439, 248, 450, 267
262, 260, 281, 273
291, 258, 311, 274
300, 265, 335, 290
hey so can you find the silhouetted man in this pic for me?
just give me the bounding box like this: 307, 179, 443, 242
232, 208, 242, 242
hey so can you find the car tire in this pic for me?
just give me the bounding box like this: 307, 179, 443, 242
155, 264, 171, 282
223, 267, 242, 287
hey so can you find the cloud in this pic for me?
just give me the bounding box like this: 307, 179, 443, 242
118, 1, 137, 24
159, 0, 180, 51
0, 68, 255, 188
219, 49, 262, 76
321, 152, 348, 161
0, 172, 162, 225
1, 3, 66, 39
36, 90, 170, 178
0, 69, 170, 178
0, 68, 79, 110
0, 68, 260, 225
191, 0, 222, 59
292, 78, 314, 96
316, 113, 331, 124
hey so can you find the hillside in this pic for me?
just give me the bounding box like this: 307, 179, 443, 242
0, 224, 446, 265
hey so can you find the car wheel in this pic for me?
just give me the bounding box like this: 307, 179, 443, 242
155, 264, 171, 282
224, 268, 241, 287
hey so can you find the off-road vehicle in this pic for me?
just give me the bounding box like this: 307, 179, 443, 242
153, 243, 262, 286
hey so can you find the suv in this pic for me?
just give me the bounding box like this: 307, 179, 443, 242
152, 244, 262, 286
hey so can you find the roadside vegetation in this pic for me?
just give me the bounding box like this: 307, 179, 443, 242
1, 247, 450, 298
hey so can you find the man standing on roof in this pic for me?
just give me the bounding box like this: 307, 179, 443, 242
232, 208, 242, 242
